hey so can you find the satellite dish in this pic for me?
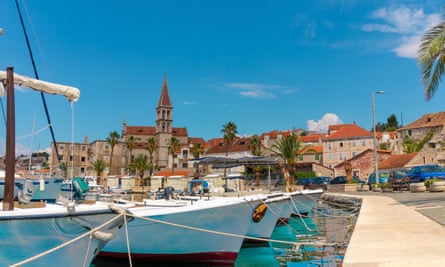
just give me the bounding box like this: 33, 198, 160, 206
17, 179, 34, 204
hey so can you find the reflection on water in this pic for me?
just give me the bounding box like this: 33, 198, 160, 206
92, 197, 359, 267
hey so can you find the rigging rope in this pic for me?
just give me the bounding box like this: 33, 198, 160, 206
14, 0, 61, 163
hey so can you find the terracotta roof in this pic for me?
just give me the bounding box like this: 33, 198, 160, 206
206, 137, 251, 154
126, 126, 156, 135
154, 170, 189, 177
172, 127, 188, 137
188, 137, 207, 145
299, 134, 325, 143
399, 112, 445, 130
379, 153, 418, 170
158, 74, 172, 107
324, 124, 372, 140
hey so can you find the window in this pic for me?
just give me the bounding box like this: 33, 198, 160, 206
352, 141, 356, 147
298, 155, 303, 160
339, 142, 343, 147
182, 163, 188, 168
362, 141, 366, 146
339, 153, 344, 160
69, 156, 73, 161
315, 154, 320, 160
59, 145, 64, 150
82, 146, 86, 151
81, 156, 86, 162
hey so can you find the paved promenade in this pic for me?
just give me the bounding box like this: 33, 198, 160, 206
323, 191, 445, 266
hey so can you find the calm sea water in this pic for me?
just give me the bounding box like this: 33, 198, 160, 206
92, 200, 357, 267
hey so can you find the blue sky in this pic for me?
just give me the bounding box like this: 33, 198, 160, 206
0, 0, 444, 155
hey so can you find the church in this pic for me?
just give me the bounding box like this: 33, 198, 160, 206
121, 74, 206, 175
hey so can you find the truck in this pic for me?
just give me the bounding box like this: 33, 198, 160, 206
407, 164, 445, 183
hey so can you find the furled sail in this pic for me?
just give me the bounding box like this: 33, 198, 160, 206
0, 71, 80, 102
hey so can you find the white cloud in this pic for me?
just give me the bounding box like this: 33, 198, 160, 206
224, 82, 295, 99
307, 113, 343, 132
361, 6, 441, 58
183, 101, 197, 105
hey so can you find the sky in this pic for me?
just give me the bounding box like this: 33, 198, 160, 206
0, 0, 444, 156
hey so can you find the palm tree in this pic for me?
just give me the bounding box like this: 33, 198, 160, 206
190, 143, 205, 178
126, 135, 136, 165
249, 135, 263, 187
221, 121, 238, 182
270, 134, 304, 192
59, 161, 68, 179
92, 159, 107, 185
106, 131, 120, 175
418, 8, 445, 100
167, 137, 181, 177
146, 137, 159, 180
128, 154, 151, 190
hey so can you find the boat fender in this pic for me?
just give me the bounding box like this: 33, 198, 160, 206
252, 203, 268, 223
93, 230, 114, 242
40, 177, 45, 191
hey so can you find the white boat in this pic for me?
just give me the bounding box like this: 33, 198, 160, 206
0, 174, 64, 202
244, 192, 293, 243
0, 68, 129, 267
285, 189, 324, 217
99, 196, 263, 265
0, 201, 127, 267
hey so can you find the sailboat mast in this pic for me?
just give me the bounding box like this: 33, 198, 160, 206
4, 67, 15, 211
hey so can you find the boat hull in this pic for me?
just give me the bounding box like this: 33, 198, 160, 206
100, 198, 260, 265
0, 177, 64, 202
0, 202, 125, 267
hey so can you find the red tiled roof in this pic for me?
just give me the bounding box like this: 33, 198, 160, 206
324, 124, 372, 140
188, 137, 206, 145
299, 134, 325, 143
126, 126, 156, 135
399, 112, 445, 130
206, 137, 251, 154
172, 127, 188, 137
379, 153, 418, 170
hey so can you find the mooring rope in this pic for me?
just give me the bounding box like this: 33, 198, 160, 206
123, 213, 133, 267
10, 212, 125, 267
124, 211, 300, 246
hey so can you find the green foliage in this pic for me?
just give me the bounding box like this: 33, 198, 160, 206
403, 129, 435, 153
424, 178, 442, 188
375, 114, 400, 131
294, 171, 316, 180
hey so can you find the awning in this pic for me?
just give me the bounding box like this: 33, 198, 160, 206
192, 156, 278, 168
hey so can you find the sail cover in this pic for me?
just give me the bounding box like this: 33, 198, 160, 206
0, 71, 80, 102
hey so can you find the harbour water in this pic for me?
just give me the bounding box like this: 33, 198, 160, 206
92, 198, 358, 267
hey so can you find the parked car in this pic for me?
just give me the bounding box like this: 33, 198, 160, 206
330, 176, 365, 184
297, 176, 332, 190
388, 168, 410, 191
407, 164, 445, 183
367, 171, 391, 188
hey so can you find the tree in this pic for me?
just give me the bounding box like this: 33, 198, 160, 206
375, 114, 400, 132
221, 121, 238, 177
418, 8, 445, 100
59, 161, 68, 179
126, 135, 136, 165
128, 154, 151, 189
167, 137, 181, 177
92, 159, 107, 185
248, 135, 263, 187
106, 131, 120, 175
190, 143, 205, 178
270, 134, 305, 191
146, 137, 159, 181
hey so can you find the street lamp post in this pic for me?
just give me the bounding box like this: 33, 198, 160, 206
372, 90, 385, 186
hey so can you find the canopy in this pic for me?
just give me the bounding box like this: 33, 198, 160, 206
193, 156, 278, 168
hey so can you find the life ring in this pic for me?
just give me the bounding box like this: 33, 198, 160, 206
252, 203, 268, 223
